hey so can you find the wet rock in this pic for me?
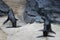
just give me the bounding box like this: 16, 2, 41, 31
23, 0, 43, 23
0, 0, 10, 17
23, 0, 60, 23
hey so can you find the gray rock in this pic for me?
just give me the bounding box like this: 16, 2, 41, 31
23, 0, 60, 23
0, 0, 10, 17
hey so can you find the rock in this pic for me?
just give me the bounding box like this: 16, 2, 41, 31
23, 0, 60, 24
0, 0, 9, 12
0, 0, 10, 16
23, 0, 43, 23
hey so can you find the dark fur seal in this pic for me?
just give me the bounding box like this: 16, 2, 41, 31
3, 8, 18, 28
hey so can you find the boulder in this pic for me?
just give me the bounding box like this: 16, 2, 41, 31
23, 0, 60, 23
0, 0, 9, 16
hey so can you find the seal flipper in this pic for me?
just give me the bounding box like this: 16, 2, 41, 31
37, 30, 54, 38
15, 19, 18, 21
49, 30, 56, 34
39, 29, 56, 34
3, 18, 9, 24
37, 35, 54, 38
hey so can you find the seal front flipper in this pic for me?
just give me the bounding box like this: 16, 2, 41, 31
3, 18, 9, 24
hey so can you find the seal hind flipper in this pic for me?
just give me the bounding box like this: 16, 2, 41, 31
15, 19, 18, 21
37, 35, 54, 38
39, 29, 56, 34
3, 18, 9, 24
37, 31, 54, 38
49, 30, 56, 34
